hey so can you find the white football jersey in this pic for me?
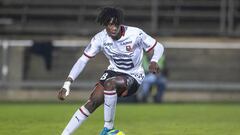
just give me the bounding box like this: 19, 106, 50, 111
84, 25, 157, 83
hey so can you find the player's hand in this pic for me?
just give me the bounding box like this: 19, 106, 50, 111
149, 61, 160, 74
58, 81, 71, 101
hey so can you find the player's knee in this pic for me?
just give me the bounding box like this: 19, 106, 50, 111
115, 76, 127, 90
104, 77, 115, 91
104, 76, 127, 91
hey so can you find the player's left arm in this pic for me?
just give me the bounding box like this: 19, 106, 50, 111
148, 42, 164, 74
139, 29, 164, 74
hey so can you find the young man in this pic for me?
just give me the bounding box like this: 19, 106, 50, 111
58, 7, 164, 135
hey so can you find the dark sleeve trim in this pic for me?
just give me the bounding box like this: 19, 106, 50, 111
84, 52, 95, 58
146, 40, 157, 53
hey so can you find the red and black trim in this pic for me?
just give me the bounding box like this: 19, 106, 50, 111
79, 108, 89, 117
146, 40, 157, 53
120, 25, 125, 37
83, 52, 95, 59
104, 90, 117, 95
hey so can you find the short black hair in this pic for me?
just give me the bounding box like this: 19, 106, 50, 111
96, 7, 124, 26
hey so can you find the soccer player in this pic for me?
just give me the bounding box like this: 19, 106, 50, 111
58, 7, 164, 135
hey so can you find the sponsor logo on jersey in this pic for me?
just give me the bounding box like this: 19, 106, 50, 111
130, 73, 145, 80
120, 41, 132, 45
103, 42, 113, 46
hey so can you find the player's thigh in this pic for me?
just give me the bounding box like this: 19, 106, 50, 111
99, 70, 140, 97
122, 75, 140, 97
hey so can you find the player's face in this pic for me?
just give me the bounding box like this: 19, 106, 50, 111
106, 23, 121, 38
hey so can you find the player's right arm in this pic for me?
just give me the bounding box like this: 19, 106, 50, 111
58, 54, 90, 100
58, 34, 102, 101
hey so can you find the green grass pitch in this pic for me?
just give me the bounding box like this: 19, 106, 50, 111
0, 102, 239, 135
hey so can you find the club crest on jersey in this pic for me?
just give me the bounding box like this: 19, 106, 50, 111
126, 45, 133, 52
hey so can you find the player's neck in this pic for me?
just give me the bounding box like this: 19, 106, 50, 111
111, 32, 121, 40
110, 26, 124, 40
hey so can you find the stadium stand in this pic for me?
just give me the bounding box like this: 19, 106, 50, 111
0, 0, 240, 38
0, 46, 2, 79
167, 47, 240, 82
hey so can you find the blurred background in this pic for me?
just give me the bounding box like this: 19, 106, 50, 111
1, 0, 240, 102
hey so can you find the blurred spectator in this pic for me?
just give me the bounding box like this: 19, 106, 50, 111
23, 40, 54, 79
138, 52, 168, 103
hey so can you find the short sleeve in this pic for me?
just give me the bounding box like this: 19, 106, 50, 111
139, 29, 157, 52
84, 35, 102, 58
